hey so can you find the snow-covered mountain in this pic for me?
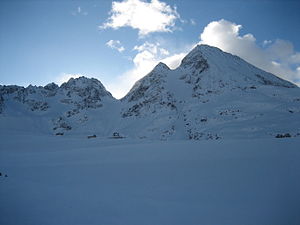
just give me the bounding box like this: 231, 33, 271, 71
120, 45, 300, 140
0, 77, 119, 136
1, 45, 300, 139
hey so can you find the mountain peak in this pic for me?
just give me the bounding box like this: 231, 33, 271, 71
62, 76, 104, 89
62, 76, 99, 87
44, 82, 59, 91
179, 44, 296, 89
59, 76, 113, 99
181, 44, 219, 60
153, 62, 170, 71
179, 45, 209, 73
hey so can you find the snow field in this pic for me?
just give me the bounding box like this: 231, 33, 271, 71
1, 135, 300, 225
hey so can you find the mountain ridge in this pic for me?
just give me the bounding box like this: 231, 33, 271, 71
1, 44, 300, 140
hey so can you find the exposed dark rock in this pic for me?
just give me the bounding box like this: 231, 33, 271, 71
275, 133, 292, 138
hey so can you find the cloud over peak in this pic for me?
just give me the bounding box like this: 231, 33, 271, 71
199, 19, 300, 85
100, 0, 180, 36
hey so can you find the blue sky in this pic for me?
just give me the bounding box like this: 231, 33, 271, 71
1, 0, 300, 98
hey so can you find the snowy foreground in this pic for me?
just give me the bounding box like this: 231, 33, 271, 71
1, 135, 300, 225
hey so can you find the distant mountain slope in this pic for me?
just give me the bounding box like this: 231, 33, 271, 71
0, 77, 119, 136
1, 45, 300, 139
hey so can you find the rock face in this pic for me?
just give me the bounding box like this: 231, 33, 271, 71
122, 62, 176, 118
60, 77, 112, 109
1, 45, 300, 140
0, 77, 117, 135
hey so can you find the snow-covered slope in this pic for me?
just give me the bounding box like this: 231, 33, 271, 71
1, 135, 300, 225
0, 77, 119, 136
120, 45, 300, 140
1, 45, 300, 139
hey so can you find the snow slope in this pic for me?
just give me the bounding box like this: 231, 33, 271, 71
0, 135, 300, 225
0, 77, 120, 136
1, 44, 300, 140
120, 45, 300, 140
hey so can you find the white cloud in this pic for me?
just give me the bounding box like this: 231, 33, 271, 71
161, 52, 186, 69
56, 73, 85, 85
263, 40, 272, 46
106, 40, 125, 52
199, 19, 300, 85
100, 0, 180, 36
